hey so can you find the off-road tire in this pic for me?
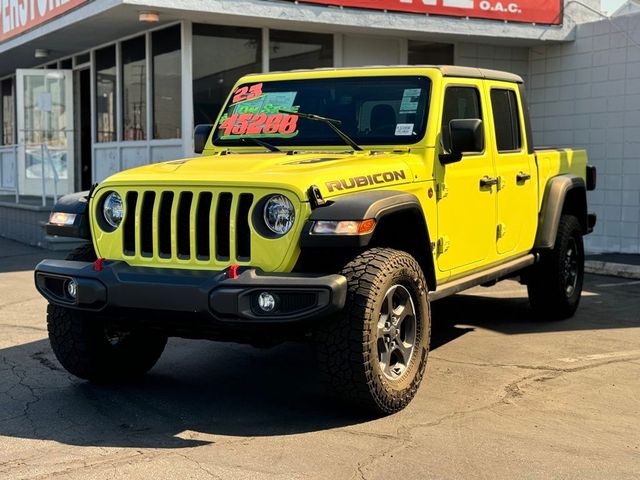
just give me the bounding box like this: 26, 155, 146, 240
527, 214, 585, 320
315, 248, 431, 415
47, 306, 167, 382
46, 243, 167, 382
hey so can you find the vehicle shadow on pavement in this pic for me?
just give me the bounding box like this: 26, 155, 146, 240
432, 276, 639, 340
0, 337, 374, 449
1, 275, 637, 449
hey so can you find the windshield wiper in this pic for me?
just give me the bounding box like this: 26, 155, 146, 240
279, 109, 363, 152
240, 137, 281, 152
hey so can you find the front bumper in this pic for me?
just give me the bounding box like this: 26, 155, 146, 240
34, 260, 347, 325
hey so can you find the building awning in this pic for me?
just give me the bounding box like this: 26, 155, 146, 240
0, 0, 579, 77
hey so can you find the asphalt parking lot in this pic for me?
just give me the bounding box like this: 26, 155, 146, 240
0, 237, 639, 480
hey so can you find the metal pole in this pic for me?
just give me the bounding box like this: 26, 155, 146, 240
14, 145, 18, 203
44, 144, 58, 204
40, 143, 46, 207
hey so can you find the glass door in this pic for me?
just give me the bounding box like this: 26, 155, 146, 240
16, 69, 74, 199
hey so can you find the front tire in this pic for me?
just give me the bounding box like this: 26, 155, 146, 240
315, 248, 431, 415
47, 306, 167, 382
46, 243, 167, 382
527, 214, 585, 320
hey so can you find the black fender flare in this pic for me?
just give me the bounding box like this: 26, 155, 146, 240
300, 190, 436, 289
46, 190, 92, 239
535, 175, 587, 250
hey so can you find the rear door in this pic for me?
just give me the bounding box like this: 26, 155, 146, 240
435, 80, 497, 273
487, 83, 538, 256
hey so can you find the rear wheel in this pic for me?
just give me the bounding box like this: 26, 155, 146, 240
527, 214, 585, 320
315, 248, 431, 415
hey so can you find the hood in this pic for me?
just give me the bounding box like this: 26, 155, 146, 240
100, 151, 418, 201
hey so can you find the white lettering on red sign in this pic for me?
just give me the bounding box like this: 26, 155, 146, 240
479, 1, 522, 13
299, 0, 561, 25
1, 0, 86, 43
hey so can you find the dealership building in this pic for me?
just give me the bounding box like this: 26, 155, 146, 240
0, 0, 638, 254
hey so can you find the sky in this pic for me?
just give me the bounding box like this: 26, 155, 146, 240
602, 0, 628, 14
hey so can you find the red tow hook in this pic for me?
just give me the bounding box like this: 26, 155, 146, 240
93, 258, 105, 272
228, 264, 240, 279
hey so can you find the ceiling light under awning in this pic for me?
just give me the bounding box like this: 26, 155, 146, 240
138, 11, 159, 23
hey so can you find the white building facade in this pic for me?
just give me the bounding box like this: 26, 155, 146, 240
0, 0, 638, 253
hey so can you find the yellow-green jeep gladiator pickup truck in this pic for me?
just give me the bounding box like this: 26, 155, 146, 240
36, 66, 597, 414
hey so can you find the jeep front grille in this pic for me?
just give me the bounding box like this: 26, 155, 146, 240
122, 190, 254, 262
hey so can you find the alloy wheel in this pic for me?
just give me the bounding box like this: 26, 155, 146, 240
376, 284, 417, 380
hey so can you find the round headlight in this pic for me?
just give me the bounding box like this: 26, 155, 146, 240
263, 195, 295, 235
102, 192, 124, 229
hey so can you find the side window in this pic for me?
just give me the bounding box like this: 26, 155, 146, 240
441, 86, 482, 152
490, 89, 522, 152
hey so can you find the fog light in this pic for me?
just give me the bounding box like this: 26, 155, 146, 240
257, 292, 276, 312
67, 279, 78, 299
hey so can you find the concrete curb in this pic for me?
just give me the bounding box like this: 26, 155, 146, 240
585, 261, 640, 280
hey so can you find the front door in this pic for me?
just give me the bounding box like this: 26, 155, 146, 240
16, 69, 74, 198
435, 81, 497, 274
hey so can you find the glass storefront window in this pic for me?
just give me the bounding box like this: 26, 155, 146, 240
95, 45, 116, 143
1, 78, 14, 145
75, 52, 90, 66
122, 36, 147, 141
269, 30, 333, 72
152, 25, 181, 139
192, 24, 262, 126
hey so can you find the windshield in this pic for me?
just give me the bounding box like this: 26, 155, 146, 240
213, 76, 431, 148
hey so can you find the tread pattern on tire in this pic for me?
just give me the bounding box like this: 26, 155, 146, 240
47, 305, 167, 382
47, 243, 166, 382
315, 248, 431, 415
528, 214, 584, 320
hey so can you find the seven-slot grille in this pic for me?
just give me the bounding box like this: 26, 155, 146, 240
122, 190, 254, 262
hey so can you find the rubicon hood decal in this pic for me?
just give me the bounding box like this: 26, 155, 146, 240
326, 170, 407, 193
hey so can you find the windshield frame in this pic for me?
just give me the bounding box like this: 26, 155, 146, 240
211, 75, 432, 149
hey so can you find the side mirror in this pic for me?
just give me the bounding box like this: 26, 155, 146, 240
440, 119, 484, 165
194, 124, 214, 154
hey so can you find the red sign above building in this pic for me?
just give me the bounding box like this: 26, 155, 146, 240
299, 0, 563, 25
1, 0, 89, 43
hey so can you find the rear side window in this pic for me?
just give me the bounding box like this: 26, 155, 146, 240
490, 89, 522, 152
441, 87, 482, 152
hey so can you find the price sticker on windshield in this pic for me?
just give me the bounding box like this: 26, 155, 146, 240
232, 83, 264, 104
394, 123, 414, 136
400, 88, 421, 114
218, 113, 299, 137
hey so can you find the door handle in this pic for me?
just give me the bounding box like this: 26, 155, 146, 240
517, 172, 532, 183
480, 176, 499, 188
